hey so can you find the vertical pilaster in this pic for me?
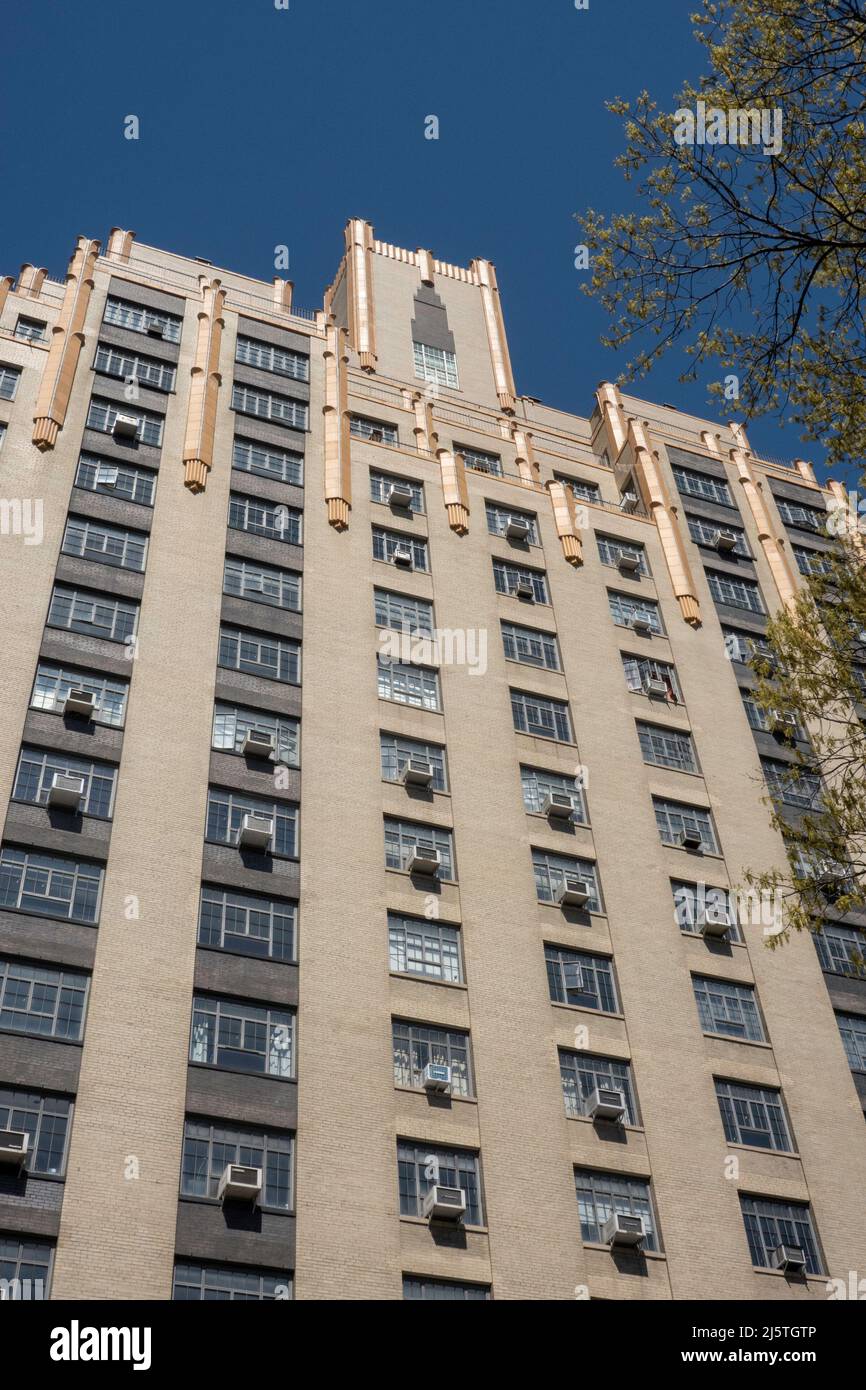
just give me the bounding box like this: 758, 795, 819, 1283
344, 218, 377, 371
182, 278, 226, 493
32, 236, 100, 451
472, 258, 516, 413
547, 480, 583, 565
323, 324, 351, 528
631, 421, 701, 625
731, 448, 799, 606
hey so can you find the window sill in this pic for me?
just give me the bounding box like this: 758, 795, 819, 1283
701, 1032, 773, 1051
390, 971, 468, 992
0, 903, 98, 928
382, 778, 450, 799
0, 1023, 84, 1047
752, 1265, 826, 1283
187, 1061, 297, 1084
10, 798, 114, 825
378, 695, 444, 715
538, 900, 606, 920
513, 731, 578, 749
395, 1085, 478, 1106
725, 1142, 800, 1160
504, 657, 563, 675
681, 929, 747, 949
385, 867, 457, 887
400, 1215, 487, 1234
661, 843, 725, 861
526, 810, 590, 829
196, 942, 298, 968
373, 557, 431, 577
642, 762, 704, 781
567, 1113, 643, 1134
178, 1194, 295, 1217
583, 1242, 665, 1261
551, 1001, 623, 1021
213, 747, 301, 772
204, 839, 299, 864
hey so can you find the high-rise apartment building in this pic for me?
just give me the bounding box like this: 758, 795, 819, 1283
0, 220, 863, 1302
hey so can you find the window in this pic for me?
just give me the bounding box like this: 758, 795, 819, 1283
104, 296, 182, 343
671, 463, 734, 507
493, 558, 548, 603
228, 492, 302, 545
597, 534, 649, 574
740, 1195, 822, 1274
486, 502, 539, 544
622, 653, 682, 702
761, 758, 821, 809
533, 850, 602, 911
350, 414, 398, 444
232, 436, 303, 486
398, 1142, 482, 1225
521, 766, 587, 823
205, 787, 298, 858
393, 1019, 472, 1097
0, 364, 21, 400
377, 655, 440, 710
235, 335, 308, 382
384, 818, 455, 880
0, 422, 5, 449
372, 526, 429, 571
30, 662, 128, 728
653, 797, 719, 853
793, 545, 834, 578
371, 469, 423, 511
75, 453, 156, 507
85, 397, 163, 447
776, 497, 826, 534
47, 585, 138, 645
813, 924, 866, 977
14, 316, 46, 343
511, 689, 572, 742
0, 846, 102, 923
460, 446, 503, 476
560, 1051, 637, 1123
190, 994, 294, 1078
715, 1080, 792, 1152
672, 881, 741, 941
706, 570, 765, 614
212, 703, 299, 765
0, 1237, 53, 1298
181, 1119, 293, 1210
723, 627, 772, 665
413, 341, 458, 388
0, 1088, 72, 1176
13, 746, 117, 818
223, 555, 301, 611
837, 1012, 866, 1071
574, 1169, 658, 1250
199, 885, 296, 963
218, 625, 300, 684
608, 591, 664, 634
0, 957, 88, 1040
374, 589, 434, 637
173, 1262, 291, 1301
403, 1276, 490, 1300
380, 733, 447, 791
231, 382, 308, 430
545, 945, 617, 1012
693, 976, 764, 1042
388, 912, 462, 982
741, 690, 774, 734
686, 513, 750, 556
94, 342, 176, 392
502, 621, 560, 671
556, 473, 599, 504
62, 515, 148, 573
637, 721, 697, 773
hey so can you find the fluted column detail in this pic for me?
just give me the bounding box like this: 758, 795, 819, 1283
632, 421, 701, 625
730, 449, 799, 606
472, 258, 516, 412
182, 279, 226, 494
32, 236, 100, 452
0, 276, 13, 318
440, 448, 469, 534
106, 228, 135, 263
512, 426, 540, 485
324, 325, 351, 529
411, 392, 434, 454
547, 480, 583, 566
794, 458, 817, 484
272, 279, 294, 313
345, 218, 377, 371
595, 381, 628, 459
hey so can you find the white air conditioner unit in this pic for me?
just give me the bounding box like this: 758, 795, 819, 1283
388, 482, 413, 509
542, 791, 575, 820
63, 689, 96, 720
643, 677, 669, 699
405, 847, 441, 877
770, 1243, 807, 1274
620, 492, 639, 514
391, 544, 414, 569
0, 1129, 29, 1169
217, 1163, 263, 1205
513, 577, 535, 600
423, 1184, 466, 1223
618, 552, 641, 575
112, 413, 139, 440
586, 1086, 627, 1123
679, 826, 704, 851
770, 709, 797, 737
697, 908, 733, 940
48, 772, 85, 811
557, 876, 590, 908
602, 1211, 645, 1249
422, 1062, 452, 1094
237, 813, 274, 851
713, 529, 738, 553
401, 757, 434, 789
506, 517, 531, 541
631, 611, 653, 636
241, 729, 276, 759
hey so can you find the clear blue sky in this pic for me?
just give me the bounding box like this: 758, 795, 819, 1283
0, 0, 836, 477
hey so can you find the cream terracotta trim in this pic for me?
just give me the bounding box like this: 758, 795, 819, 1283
106, 228, 135, 263
273, 279, 293, 313
0, 276, 12, 318
595, 381, 628, 459
18, 264, 47, 298
630, 420, 701, 626
730, 448, 799, 606
32, 237, 100, 452
826, 479, 865, 556
416, 249, 435, 286
472, 259, 516, 412
182, 279, 226, 494
440, 448, 469, 534
793, 458, 817, 484
324, 325, 351, 530
700, 430, 722, 456
412, 393, 434, 453
512, 426, 539, 485
547, 480, 583, 567
345, 218, 377, 372
730, 421, 750, 452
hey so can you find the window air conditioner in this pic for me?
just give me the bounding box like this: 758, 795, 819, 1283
618, 551, 641, 575
401, 757, 434, 789
542, 791, 575, 819
602, 1212, 646, 1249
405, 847, 441, 877
631, 611, 653, 636
513, 577, 535, 600
423, 1184, 466, 1223
770, 710, 797, 737
217, 1164, 263, 1205
238, 813, 274, 851
422, 1063, 452, 1094
713, 529, 738, 553
391, 543, 414, 569
585, 1086, 627, 1123
620, 492, 639, 514
678, 826, 704, 851
0, 1129, 29, 1169
63, 689, 96, 720
241, 729, 276, 759
770, 1243, 807, 1274
112, 413, 139, 440
506, 517, 531, 541
557, 876, 590, 908
48, 773, 85, 811
643, 677, 669, 699
388, 482, 413, 509
698, 907, 732, 940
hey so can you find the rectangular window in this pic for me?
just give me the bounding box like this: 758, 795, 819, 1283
741, 690, 773, 733
706, 570, 765, 614
740, 1195, 822, 1274
0, 1088, 72, 1176
413, 341, 459, 388
533, 849, 602, 911
223, 555, 301, 611
459, 445, 502, 476
218, 625, 300, 684
521, 765, 587, 823
231, 382, 308, 430
74, 453, 156, 507
560, 1051, 637, 1123
556, 473, 599, 504
198, 885, 296, 963
0, 846, 103, 923
0, 1238, 53, 1298
30, 662, 128, 728
190, 994, 294, 1078
235, 335, 308, 382
380, 733, 447, 791
672, 881, 741, 941
776, 498, 826, 534
622, 653, 682, 702
511, 689, 572, 742
181, 1118, 293, 1210
374, 588, 434, 637
637, 721, 697, 773
501, 621, 560, 671
0, 422, 5, 449
653, 797, 719, 853
388, 912, 462, 982
384, 818, 455, 880
13, 746, 117, 819
574, 1169, 658, 1250
793, 545, 834, 578
393, 1019, 473, 1097
350, 414, 398, 444
370, 469, 423, 511
0, 364, 22, 400
671, 463, 733, 507
377, 655, 440, 710
715, 1079, 792, 1152
403, 1276, 490, 1300
47, 585, 138, 645
372, 526, 429, 572
173, 1262, 291, 1301
597, 534, 649, 574
94, 342, 176, 392
85, 397, 164, 447
228, 492, 302, 545
205, 787, 297, 858
761, 758, 821, 810
103, 296, 182, 343
545, 945, 617, 1012
486, 502, 539, 544
686, 513, 750, 556
608, 591, 664, 634
62, 515, 148, 573
693, 975, 764, 1042
814, 925, 866, 978
837, 1012, 866, 1071
398, 1141, 482, 1225
14, 316, 47, 343
0, 957, 88, 1041
493, 558, 549, 603
212, 703, 299, 766
723, 627, 772, 664
232, 435, 303, 486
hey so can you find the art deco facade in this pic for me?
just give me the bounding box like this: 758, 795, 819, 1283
0, 221, 864, 1301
